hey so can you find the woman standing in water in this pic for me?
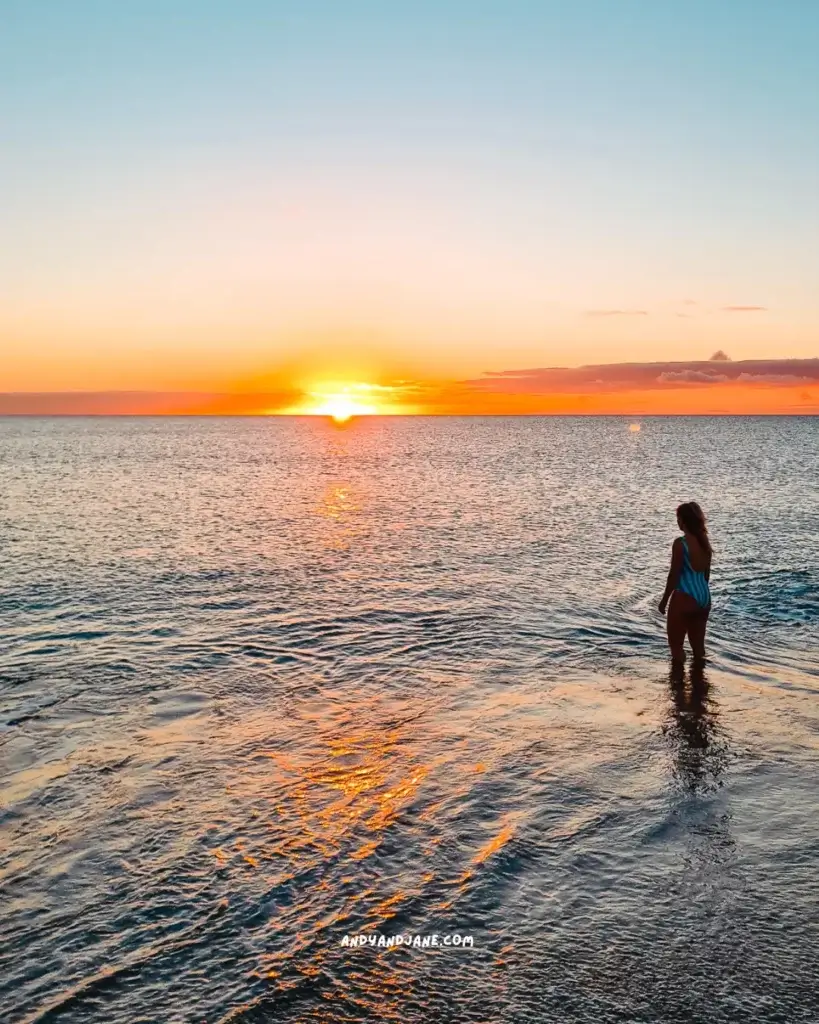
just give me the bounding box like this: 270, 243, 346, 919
659, 502, 712, 663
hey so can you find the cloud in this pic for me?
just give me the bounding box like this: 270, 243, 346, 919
586, 309, 648, 317
0, 391, 298, 415
467, 358, 819, 394
658, 370, 729, 383
710, 350, 731, 361
736, 373, 811, 384
5, 360, 818, 416
721, 305, 767, 312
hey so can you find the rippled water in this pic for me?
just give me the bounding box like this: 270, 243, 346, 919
1, 416, 818, 1024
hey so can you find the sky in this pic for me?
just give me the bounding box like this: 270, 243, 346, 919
1, 1, 818, 413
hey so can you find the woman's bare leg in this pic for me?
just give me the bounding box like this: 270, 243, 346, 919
687, 606, 710, 661
666, 592, 687, 663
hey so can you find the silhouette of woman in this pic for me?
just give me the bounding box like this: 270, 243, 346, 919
659, 502, 712, 663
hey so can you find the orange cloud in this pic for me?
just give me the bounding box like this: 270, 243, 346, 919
586, 309, 649, 317
467, 358, 819, 393
2, 359, 817, 416
0, 391, 297, 416
429, 357, 819, 414
657, 370, 729, 383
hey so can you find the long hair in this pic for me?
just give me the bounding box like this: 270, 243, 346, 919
677, 501, 712, 555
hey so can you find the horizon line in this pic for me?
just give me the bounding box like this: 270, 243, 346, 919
2, 412, 817, 419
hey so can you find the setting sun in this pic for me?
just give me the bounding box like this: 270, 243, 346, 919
276, 380, 417, 420
314, 393, 376, 423
279, 383, 380, 421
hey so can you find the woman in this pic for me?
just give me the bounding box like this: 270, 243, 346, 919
659, 502, 712, 663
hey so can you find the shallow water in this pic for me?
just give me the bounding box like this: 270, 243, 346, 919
1, 416, 818, 1023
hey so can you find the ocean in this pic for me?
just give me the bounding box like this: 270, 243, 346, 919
1, 416, 817, 1023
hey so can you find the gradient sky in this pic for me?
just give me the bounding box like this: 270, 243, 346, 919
1, 1, 818, 409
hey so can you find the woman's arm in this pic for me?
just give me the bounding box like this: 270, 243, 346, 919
659, 539, 683, 614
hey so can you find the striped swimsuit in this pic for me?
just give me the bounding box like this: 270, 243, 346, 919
677, 537, 711, 608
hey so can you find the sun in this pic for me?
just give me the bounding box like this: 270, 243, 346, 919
275, 379, 414, 420
283, 382, 381, 421
314, 393, 376, 423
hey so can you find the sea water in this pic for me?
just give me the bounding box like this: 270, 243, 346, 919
1, 416, 817, 1023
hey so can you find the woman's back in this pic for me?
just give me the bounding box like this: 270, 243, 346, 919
681, 532, 711, 574
678, 535, 711, 610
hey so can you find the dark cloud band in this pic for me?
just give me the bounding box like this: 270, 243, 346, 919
469, 359, 819, 394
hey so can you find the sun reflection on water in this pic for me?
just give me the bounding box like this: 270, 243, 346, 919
214, 710, 442, 1012
314, 483, 362, 550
